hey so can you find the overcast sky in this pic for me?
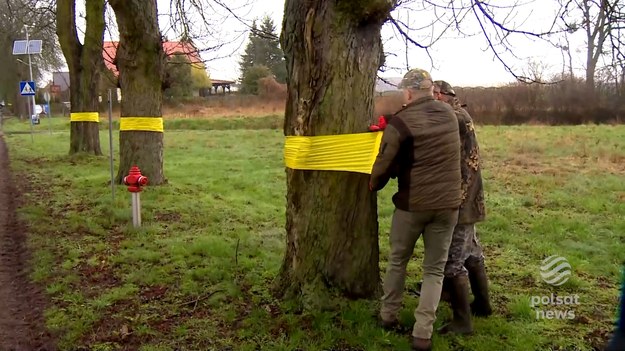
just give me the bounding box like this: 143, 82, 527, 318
77, 0, 597, 88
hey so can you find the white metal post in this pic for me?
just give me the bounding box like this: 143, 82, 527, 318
108, 89, 115, 202
131, 192, 141, 227
45, 92, 51, 134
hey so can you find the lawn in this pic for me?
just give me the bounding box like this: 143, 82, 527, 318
3, 116, 625, 351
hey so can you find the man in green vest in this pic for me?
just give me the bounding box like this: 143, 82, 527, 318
370, 68, 462, 351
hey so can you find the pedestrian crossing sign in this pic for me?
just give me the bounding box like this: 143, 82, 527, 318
20, 81, 36, 96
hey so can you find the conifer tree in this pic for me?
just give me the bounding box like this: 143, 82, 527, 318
239, 16, 286, 93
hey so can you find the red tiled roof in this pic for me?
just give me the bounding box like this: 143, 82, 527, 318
103, 41, 203, 76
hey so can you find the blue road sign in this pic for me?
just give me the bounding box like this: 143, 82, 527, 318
20, 81, 36, 96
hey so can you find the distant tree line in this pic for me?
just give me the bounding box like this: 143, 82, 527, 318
453, 0, 625, 125
374, 75, 624, 125
455, 75, 624, 125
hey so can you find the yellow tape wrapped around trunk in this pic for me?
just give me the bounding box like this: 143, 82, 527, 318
284, 131, 383, 174
120, 117, 164, 132
70, 112, 99, 122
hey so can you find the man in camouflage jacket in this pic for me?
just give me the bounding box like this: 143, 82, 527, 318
431, 80, 493, 335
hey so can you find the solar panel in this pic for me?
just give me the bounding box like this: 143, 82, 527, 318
12, 40, 27, 55
28, 40, 42, 54
12, 39, 42, 55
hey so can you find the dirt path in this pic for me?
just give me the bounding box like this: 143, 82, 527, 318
0, 134, 56, 351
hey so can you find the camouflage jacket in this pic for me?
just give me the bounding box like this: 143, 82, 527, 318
450, 98, 486, 224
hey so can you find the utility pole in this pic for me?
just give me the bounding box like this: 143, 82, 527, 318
12, 26, 42, 127
25, 25, 36, 124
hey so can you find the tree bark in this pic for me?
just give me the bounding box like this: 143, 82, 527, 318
109, 0, 165, 185
56, 0, 104, 155
582, 0, 609, 100
274, 0, 395, 308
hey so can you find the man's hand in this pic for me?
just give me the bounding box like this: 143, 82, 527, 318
369, 179, 374, 191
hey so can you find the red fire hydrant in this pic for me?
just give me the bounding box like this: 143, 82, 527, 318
123, 165, 148, 192
123, 165, 148, 227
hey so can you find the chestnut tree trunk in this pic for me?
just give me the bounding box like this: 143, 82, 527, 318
109, 0, 166, 184
56, 0, 105, 155
275, 0, 395, 308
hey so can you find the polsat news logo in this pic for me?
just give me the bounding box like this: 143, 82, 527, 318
540, 255, 572, 286
531, 255, 579, 320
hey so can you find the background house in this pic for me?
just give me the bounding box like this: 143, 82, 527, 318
103, 41, 212, 98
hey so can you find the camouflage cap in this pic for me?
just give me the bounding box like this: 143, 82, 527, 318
398, 68, 433, 90
433, 80, 456, 96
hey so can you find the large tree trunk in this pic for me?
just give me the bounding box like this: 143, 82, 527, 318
56, 0, 104, 155
274, 0, 395, 308
109, 0, 165, 185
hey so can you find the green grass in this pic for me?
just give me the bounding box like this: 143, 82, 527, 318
3, 118, 625, 350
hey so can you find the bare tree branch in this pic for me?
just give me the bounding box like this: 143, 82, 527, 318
384, 0, 570, 84
387, 16, 434, 67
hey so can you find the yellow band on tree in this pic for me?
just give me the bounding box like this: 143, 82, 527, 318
284, 131, 383, 174
119, 117, 164, 132
70, 112, 99, 122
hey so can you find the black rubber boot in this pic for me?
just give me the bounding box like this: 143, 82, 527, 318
438, 274, 474, 335
465, 257, 493, 317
